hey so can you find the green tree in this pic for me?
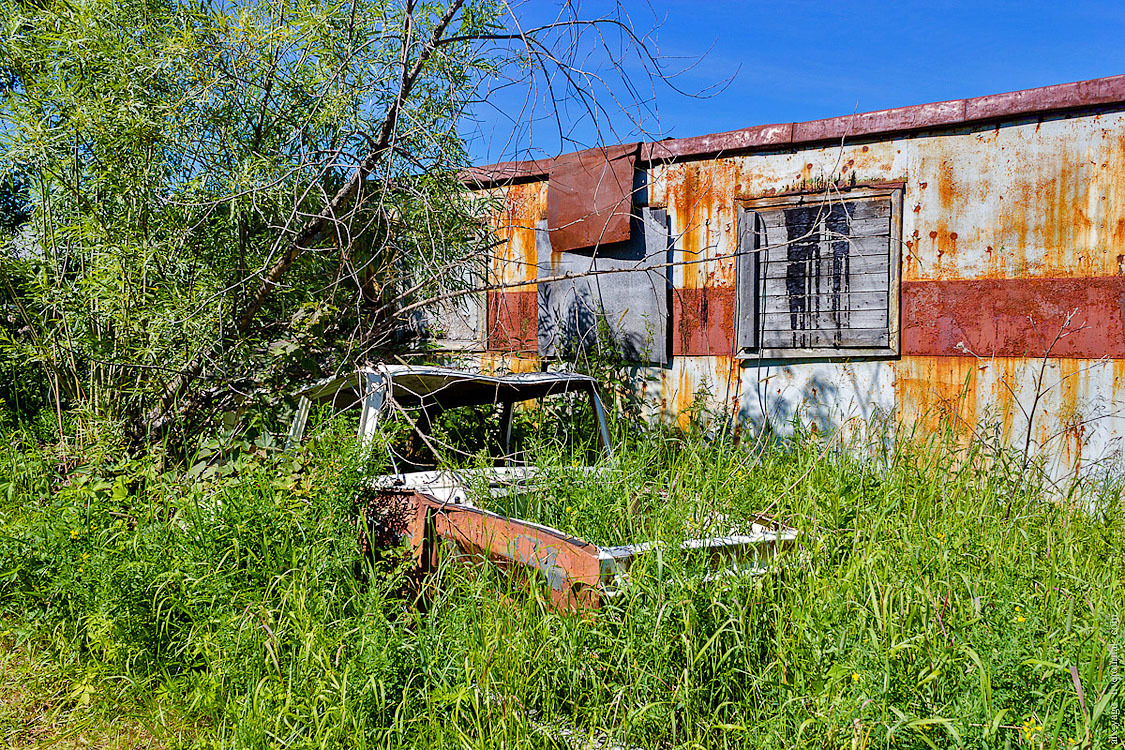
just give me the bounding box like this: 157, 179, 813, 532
0, 0, 495, 437
0, 0, 677, 441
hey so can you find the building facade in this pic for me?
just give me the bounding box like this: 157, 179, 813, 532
450, 75, 1125, 480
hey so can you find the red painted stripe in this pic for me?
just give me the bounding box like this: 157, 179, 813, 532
902, 277, 1125, 358
494, 278, 1125, 360
671, 287, 736, 356
486, 290, 538, 353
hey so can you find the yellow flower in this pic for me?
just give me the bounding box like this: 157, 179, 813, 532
81, 552, 89, 561
1017, 616, 1026, 623
1015, 605, 1021, 612
566, 506, 573, 514
78, 567, 84, 573
852, 672, 860, 682
1021, 718, 1043, 741
936, 532, 945, 542
70, 529, 79, 540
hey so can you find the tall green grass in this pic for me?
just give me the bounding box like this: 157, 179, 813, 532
0, 420, 1121, 748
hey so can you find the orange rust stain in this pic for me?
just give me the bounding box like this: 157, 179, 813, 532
930, 160, 959, 277
491, 181, 546, 290
1112, 136, 1125, 251
907, 123, 1125, 282
990, 357, 1019, 443
894, 356, 979, 440
668, 162, 710, 290
672, 366, 697, 431
710, 160, 739, 286
479, 351, 541, 376
1052, 358, 1086, 472
1113, 358, 1125, 391
894, 354, 1123, 475
659, 358, 744, 430
904, 229, 921, 279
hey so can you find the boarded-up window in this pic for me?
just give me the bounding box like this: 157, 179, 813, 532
737, 187, 901, 357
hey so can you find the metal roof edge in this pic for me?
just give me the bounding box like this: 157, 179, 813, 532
463, 74, 1125, 188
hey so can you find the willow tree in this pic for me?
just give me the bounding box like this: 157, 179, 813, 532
0, 0, 677, 441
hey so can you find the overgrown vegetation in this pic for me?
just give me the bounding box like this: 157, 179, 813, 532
1, 0, 500, 433
1, 410, 1120, 748
1, 2, 1121, 748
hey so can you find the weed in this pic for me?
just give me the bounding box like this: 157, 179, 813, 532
0, 417, 1121, 748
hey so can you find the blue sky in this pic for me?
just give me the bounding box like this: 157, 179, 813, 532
464, 0, 1125, 164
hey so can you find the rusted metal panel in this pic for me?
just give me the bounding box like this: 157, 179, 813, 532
902, 277, 1125, 358
428, 499, 607, 612
471, 81, 1125, 480
486, 288, 538, 352
671, 288, 736, 356
537, 208, 669, 363
546, 143, 639, 252
376, 488, 796, 613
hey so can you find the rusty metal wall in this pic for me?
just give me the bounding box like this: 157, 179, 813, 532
470, 105, 1125, 481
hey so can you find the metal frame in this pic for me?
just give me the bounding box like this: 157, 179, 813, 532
368, 489, 798, 613
289, 365, 796, 612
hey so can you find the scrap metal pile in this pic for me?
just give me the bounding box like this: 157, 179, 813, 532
288, 365, 796, 611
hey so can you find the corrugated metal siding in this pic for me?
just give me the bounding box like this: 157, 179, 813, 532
470, 106, 1125, 480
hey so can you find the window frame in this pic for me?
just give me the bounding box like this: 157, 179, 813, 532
735, 183, 903, 360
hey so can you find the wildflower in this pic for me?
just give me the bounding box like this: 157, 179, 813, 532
1015, 605, 1021, 612
70, 529, 79, 540
1017, 616, 1026, 623
81, 552, 89, 561
936, 532, 945, 542
1021, 717, 1043, 742
78, 567, 84, 573
852, 672, 860, 682
566, 506, 573, 514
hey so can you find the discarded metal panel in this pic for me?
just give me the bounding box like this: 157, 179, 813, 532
547, 143, 639, 252
537, 208, 669, 364
287, 365, 795, 611
366, 488, 796, 612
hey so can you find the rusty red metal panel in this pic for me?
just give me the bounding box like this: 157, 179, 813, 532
792, 99, 967, 144
644, 123, 795, 163
965, 75, 1125, 122
546, 143, 639, 252
429, 503, 605, 612
902, 277, 1125, 358
671, 287, 736, 356
487, 289, 538, 352
462, 157, 555, 187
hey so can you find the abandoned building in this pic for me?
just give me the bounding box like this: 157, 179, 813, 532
442, 74, 1125, 480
